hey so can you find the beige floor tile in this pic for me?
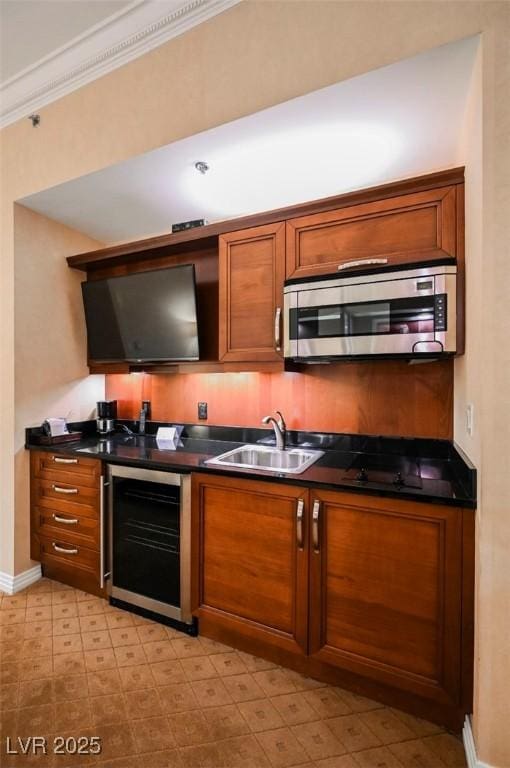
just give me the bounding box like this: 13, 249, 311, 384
78, 599, 106, 617
136, 749, 183, 768
223, 672, 266, 703
197, 636, 235, 655
171, 637, 208, 658
0, 608, 26, 625
1, 595, 27, 610
21, 636, 53, 657
316, 756, 361, 768
252, 669, 299, 697
132, 716, 176, 753
124, 687, 163, 720
236, 651, 277, 673
84, 648, 118, 673
82, 630, 113, 651
143, 640, 177, 663
179, 742, 225, 768
423, 733, 467, 767
388, 738, 444, 768
219, 734, 271, 768
26, 592, 53, 608
16, 703, 55, 739
25, 605, 52, 623
53, 633, 83, 655
291, 720, 347, 761
51, 588, 78, 605
389, 708, 444, 738
169, 710, 215, 747
150, 659, 187, 686
180, 655, 218, 682
358, 709, 416, 745
191, 677, 234, 708
53, 617, 81, 636
0, 662, 20, 684
136, 624, 168, 644
52, 602, 79, 620
92, 723, 137, 761
256, 725, 311, 768
23, 620, 52, 639
209, 651, 248, 677
109, 627, 140, 648
80, 614, 108, 633
326, 715, 382, 753
202, 703, 251, 741
90, 693, 129, 726
114, 644, 147, 668
335, 689, 384, 714
1, 640, 20, 662
88, 669, 123, 696
303, 688, 353, 718
159, 682, 200, 714
238, 698, 285, 733
53, 651, 86, 676
54, 697, 93, 731
353, 745, 406, 768
118, 664, 156, 691
271, 692, 320, 726
18, 678, 55, 707
53, 673, 89, 701
1, 681, 19, 709
0, 624, 24, 642
106, 612, 135, 630
20, 655, 54, 680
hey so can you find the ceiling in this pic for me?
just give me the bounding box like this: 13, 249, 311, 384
0, 0, 132, 83
20, 35, 479, 245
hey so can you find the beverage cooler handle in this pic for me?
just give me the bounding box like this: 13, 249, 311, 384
312, 499, 321, 553
100, 477, 110, 589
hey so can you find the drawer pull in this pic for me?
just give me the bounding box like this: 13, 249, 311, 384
52, 457, 78, 464
52, 543, 78, 555
51, 485, 78, 495
52, 514, 78, 525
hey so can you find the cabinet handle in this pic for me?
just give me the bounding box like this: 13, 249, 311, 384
52, 457, 78, 464
52, 514, 78, 525
51, 485, 78, 494
312, 499, 321, 553
274, 307, 282, 351
337, 258, 388, 271
296, 498, 304, 550
52, 543, 78, 555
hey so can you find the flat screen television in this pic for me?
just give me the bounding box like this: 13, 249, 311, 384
81, 264, 200, 363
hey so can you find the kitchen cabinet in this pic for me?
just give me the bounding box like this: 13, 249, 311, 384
30, 451, 105, 597
191, 473, 309, 657
191, 473, 473, 729
218, 222, 286, 362
308, 489, 463, 709
286, 185, 460, 280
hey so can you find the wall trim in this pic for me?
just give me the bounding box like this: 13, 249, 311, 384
0, 0, 242, 129
0, 565, 42, 595
463, 716, 494, 768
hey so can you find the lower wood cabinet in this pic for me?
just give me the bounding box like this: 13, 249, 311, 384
30, 451, 105, 597
191, 473, 474, 729
191, 473, 309, 658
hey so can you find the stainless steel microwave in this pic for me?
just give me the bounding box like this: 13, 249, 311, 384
283, 263, 457, 361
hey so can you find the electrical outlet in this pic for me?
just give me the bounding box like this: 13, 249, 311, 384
466, 403, 474, 436
198, 402, 208, 420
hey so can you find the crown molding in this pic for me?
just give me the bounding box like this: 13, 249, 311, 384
0, 0, 242, 129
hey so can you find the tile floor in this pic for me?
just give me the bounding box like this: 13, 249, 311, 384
0, 578, 467, 768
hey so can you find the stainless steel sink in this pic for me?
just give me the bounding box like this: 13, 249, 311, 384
205, 445, 324, 474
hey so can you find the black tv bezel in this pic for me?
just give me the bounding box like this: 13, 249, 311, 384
82, 263, 200, 364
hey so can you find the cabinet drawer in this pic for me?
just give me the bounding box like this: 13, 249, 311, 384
38, 534, 99, 575
32, 451, 101, 488
286, 186, 458, 280
34, 506, 99, 550
32, 478, 99, 516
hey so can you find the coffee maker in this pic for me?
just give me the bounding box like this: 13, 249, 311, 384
96, 401, 117, 435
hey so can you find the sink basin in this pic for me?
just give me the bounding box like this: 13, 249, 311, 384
205, 445, 324, 474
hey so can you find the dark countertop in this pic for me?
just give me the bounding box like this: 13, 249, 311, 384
26, 421, 476, 508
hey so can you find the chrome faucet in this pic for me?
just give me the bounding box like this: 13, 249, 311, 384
262, 410, 287, 450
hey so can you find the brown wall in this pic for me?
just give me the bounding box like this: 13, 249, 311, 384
106, 361, 453, 438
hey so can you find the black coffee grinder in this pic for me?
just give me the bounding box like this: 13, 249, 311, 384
96, 401, 117, 435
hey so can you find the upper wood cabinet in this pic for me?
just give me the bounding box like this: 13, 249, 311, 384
191, 473, 309, 658
286, 185, 459, 280
219, 222, 285, 362
308, 489, 464, 711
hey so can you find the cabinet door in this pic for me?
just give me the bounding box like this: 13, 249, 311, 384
286, 185, 459, 280
192, 473, 309, 657
308, 489, 462, 706
219, 222, 285, 362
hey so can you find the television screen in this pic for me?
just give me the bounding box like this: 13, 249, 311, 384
81, 265, 200, 362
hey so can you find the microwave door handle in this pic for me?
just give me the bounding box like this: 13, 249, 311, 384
338, 258, 388, 271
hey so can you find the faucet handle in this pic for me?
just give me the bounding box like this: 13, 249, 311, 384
275, 410, 287, 431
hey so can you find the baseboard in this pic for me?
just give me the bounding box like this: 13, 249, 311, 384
463, 715, 494, 768
0, 564, 42, 595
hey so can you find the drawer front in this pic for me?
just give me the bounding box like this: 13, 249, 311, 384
38, 534, 99, 575
35, 507, 99, 550
32, 451, 101, 488
32, 478, 99, 516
